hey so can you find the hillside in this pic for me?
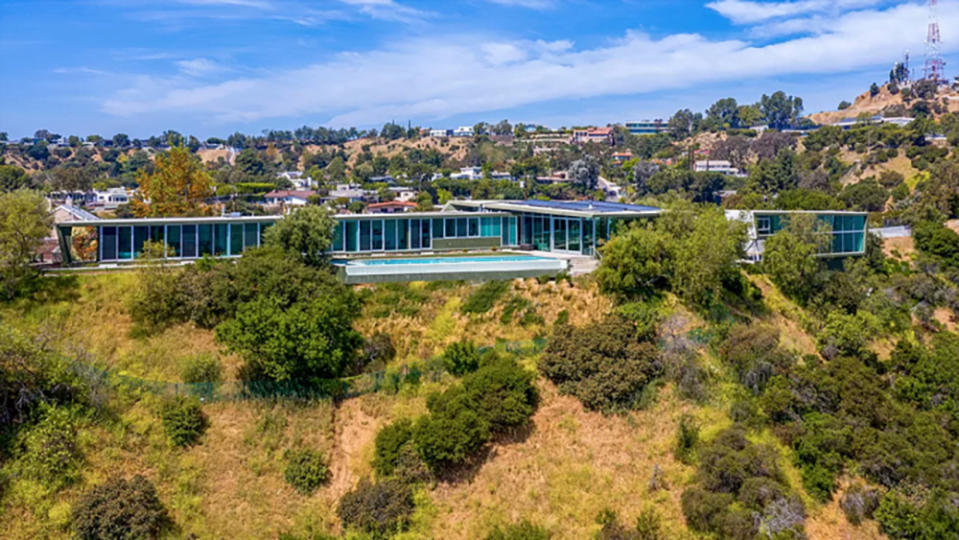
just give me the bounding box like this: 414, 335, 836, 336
0, 271, 893, 539
808, 83, 959, 125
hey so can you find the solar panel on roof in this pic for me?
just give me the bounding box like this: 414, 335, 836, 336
515, 200, 659, 213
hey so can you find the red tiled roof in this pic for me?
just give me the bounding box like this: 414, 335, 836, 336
367, 201, 417, 210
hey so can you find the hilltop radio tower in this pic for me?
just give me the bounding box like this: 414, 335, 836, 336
924, 0, 946, 82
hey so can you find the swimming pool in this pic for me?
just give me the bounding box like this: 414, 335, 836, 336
334, 254, 566, 283
337, 255, 552, 266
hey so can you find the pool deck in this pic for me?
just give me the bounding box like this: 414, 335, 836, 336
335, 252, 569, 284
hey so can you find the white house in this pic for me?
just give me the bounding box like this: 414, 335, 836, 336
277, 171, 315, 190
388, 186, 417, 202
263, 190, 315, 206
93, 188, 130, 210
429, 129, 451, 138
451, 167, 483, 180
694, 160, 744, 177
452, 126, 475, 137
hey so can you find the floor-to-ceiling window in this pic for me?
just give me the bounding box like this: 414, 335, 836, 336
229, 224, 243, 255
168, 225, 181, 257
118, 226, 133, 259
101, 226, 117, 260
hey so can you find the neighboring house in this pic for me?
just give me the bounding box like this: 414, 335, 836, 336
725, 209, 869, 262
451, 167, 483, 181
694, 160, 744, 176
370, 175, 396, 185
263, 190, 315, 206
452, 126, 475, 137
612, 150, 633, 163
429, 129, 451, 138
43, 205, 100, 264
388, 187, 417, 202
625, 120, 667, 135
328, 184, 372, 203
572, 127, 614, 145
490, 171, 515, 181
92, 188, 130, 210
366, 201, 418, 214
278, 171, 315, 190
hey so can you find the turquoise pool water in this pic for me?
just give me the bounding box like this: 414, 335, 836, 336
336, 255, 550, 266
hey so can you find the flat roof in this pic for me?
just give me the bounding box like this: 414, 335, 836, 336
725, 209, 868, 216
452, 199, 660, 218
55, 210, 514, 228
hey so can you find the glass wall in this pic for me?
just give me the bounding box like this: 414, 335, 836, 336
330, 216, 505, 254
754, 213, 867, 255
98, 220, 271, 262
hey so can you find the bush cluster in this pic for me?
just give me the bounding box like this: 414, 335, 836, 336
283, 448, 330, 495
441, 340, 480, 375
595, 508, 663, 540
12, 405, 82, 490
158, 396, 209, 447
337, 478, 415, 539
72, 475, 169, 540
361, 332, 396, 372
680, 426, 805, 540
414, 356, 538, 471
180, 353, 222, 384
541, 315, 661, 412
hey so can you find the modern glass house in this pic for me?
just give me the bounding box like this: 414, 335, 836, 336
55, 200, 663, 265
725, 210, 869, 261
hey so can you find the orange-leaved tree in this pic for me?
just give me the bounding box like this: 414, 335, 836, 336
132, 146, 215, 217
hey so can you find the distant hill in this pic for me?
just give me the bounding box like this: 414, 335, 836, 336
808, 82, 959, 125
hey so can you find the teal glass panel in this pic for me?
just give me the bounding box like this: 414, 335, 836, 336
468, 218, 479, 237
385, 219, 397, 250
509, 217, 517, 246
501, 218, 510, 245
118, 227, 132, 259
456, 218, 467, 237
101, 226, 117, 260
372, 220, 383, 250
432, 219, 444, 239
398, 219, 409, 249
568, 220, 580, 252
167, 225, 181, 257
182, 225, 197, 257
554, 218, 566, 250
832, 233, 843, 253
421, 219, 430, 248
583, 219, 593, 255
411, 219, 421, 249
491, 217, 501, 237
230, 224, 243, 255
214, 224, 228, 256
332, 222, 344, 251
133, 226, 147, 258
198, 224, 213, 256
345, 220, 358, 252
359, 220, 371, 251
445, 218, 455, 237
244, 223, 258, 247
150, 225, 164, 244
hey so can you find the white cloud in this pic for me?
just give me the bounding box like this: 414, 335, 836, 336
338, 0, 433, 23
53, 66, 108, 75
176, 58, 224, 76
706, 0, 883, 25
101, 2, 954, 126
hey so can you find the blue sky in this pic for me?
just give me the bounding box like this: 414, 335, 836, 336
2, 0, 958, 139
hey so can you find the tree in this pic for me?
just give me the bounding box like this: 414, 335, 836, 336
492, 119, 512, 136
415, 191, 434, 211
327, 156, 347, 183
839, 179, 888, 212
760, 91, 804, 129
870, 83, 881, 97
668, 109, 702, 139
838, 101, 852, 110
0, 190, 50, 299
132, 146, 214, 217
381, 122, 405, 140
263, 205, 335, 267
762, 214, 828, 302
49, 165, 94, 193
568, 156, 600, 191
112, 133, 130, 148
0, 165, 31, 192
632, 161, 660, 192
706, 98, 740, 129
215, 293, 362, 382
73, 476, 170, 540
596, 224, 673, 300
738, 104, 763, 127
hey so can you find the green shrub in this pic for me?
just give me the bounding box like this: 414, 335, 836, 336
519, 308, 545, 327
337, 478, 414, 538
158, 397, 209, 447
485, 520, 551, 540
180, 353, 222, 384
462, 356, 539, 433
462, 280, 510, 314
13, 405, 82, 490
553, 309, 569, 326
541, 315, 662, 412
72, 475, 169, 540
413, 386, 491, 471
875, 490, 959, 539
283, 448, 329, 495
674, 414, 699, 464
634, 508, 664, 540
442, 341, 480, 375
373, 419, 414, 478
500, 295, 531, 324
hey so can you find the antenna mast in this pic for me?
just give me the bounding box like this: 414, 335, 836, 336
924, 0, 946, 82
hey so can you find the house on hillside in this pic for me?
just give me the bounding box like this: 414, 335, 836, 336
625, 120, 667, 135
572, 127, 614, 145
366, 201, 418, 214
277, 171, 315, 190
388, 186, 416, 202
429, 129, 451, 138
452, 126, 474, 137
612, 150, 633, 163
694, 160, 744, 177
263, 190, 315, 207
92, 188, 130, 210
